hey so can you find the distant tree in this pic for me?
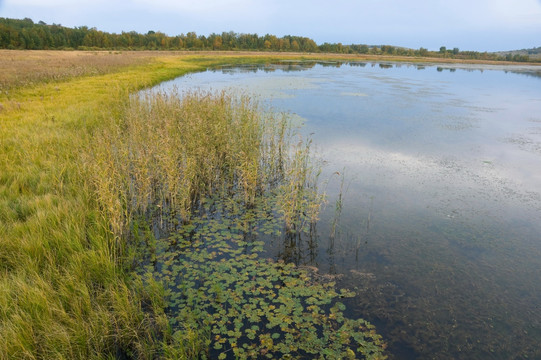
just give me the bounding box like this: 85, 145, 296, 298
265, 34, 278, 50
184, 32, 197, 48
172, 35, 183, 49
211, 35, 222, 50
301, 37, 318, 52
381, 45, 395, 55
513, 54, 529, 62
319, 42, 332, 52
220, 31, 237, 49
238, 33, 258, 49
3, 16, 538, 61
279, 37, 290, 51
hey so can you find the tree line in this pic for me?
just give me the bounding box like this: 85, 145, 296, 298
0, 17, 533, 62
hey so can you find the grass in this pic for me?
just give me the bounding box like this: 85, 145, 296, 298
0, 50, 386, 359
88, 90, 285, 230
0, 52, 212, 359
0, 50, 161, 93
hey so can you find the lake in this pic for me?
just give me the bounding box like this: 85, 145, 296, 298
152, 61, 541, 359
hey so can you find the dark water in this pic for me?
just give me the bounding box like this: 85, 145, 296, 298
154, 61, 541, 359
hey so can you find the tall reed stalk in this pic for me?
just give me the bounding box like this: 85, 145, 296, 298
88, 89, 323, 244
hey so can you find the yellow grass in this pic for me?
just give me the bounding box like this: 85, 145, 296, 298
0, 52, 206, 359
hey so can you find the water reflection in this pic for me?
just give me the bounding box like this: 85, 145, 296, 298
153, 61, 541, 359
213, 61, 541, 79
217, 62, 318, 74
274, 223, 319, 266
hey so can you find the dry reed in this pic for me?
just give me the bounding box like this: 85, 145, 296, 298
88, 89, 323, 242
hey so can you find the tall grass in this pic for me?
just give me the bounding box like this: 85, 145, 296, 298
0, 53, 212, 359
88, 89, 323, 241
0, 51, 327, 359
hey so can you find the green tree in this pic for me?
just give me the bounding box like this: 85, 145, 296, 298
211, 34, 222, 50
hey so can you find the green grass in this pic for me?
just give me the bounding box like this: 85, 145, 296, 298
0, 52, 386, 359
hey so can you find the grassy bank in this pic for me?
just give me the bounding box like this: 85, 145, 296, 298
1, 56, 153, 359
0, 52, 227, 359
0, 51, 388, 359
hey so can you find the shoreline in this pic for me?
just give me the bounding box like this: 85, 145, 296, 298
2, 48, 540, 66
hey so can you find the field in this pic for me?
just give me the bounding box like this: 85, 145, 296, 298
0, 50, 223, 359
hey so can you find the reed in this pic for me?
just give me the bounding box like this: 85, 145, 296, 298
88, 89, 323, 240
83, 88, 392, 360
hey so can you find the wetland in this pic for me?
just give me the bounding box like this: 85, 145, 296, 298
150, 61, 541, 359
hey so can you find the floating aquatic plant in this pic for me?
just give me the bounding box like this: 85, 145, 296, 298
91, 90, 386, 358
131, 195, 386, 359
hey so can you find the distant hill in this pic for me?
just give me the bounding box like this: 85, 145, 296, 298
495, 47, 541, 60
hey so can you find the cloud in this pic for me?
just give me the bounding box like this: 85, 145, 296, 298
130, 0, 273, 20
6, 0, 107, 6
132, 0, 252, 13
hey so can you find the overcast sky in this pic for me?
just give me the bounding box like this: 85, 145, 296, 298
1, 0, 540, 52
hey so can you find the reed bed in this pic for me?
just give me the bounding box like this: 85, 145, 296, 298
88, 89, 323, 242
85, 89, 379, 360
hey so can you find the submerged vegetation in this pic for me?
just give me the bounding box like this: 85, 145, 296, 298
1, 51, 386, 358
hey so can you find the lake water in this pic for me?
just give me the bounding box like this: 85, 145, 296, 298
153, 61, 541, 359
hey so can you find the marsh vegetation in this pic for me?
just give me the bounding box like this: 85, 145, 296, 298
158, 61, 541, 359
0, 52, 388, 359
88, 89, 386, 358
4, 50, 539, 359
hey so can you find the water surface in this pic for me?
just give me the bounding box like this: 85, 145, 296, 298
154, 61, 541, 359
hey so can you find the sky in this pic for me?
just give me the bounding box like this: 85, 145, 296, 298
1, 0, 540, 52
